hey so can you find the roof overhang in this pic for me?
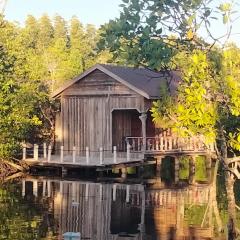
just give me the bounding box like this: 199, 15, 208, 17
51, 64, 151, 99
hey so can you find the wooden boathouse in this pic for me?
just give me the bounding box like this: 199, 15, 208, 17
23, 64, 215, 179
52, 64, 181, 152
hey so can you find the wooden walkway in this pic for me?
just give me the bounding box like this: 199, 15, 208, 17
24, 148, 145, 169
22, 138, 215, 172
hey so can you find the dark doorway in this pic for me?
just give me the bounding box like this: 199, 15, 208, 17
112, 109, 141, 151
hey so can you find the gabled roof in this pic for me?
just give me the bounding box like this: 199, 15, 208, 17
52, 64, 180, 99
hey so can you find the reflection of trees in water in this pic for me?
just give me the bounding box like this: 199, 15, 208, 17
0, 182, 56, 240
152, 158, 239, 239
2, 171, 240, 240
216, 161, 240, 239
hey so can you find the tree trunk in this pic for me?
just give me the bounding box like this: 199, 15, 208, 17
225, 172, 237, 240
219, 127, 237, 239
212, 160, 223, 232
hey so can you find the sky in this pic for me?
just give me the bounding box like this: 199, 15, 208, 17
4, 0, 122, 26
3, 0, 240, 45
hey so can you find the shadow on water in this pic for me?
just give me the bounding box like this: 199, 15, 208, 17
0, 161, 238, 240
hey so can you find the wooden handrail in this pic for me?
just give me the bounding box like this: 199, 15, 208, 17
125, 136, 214, 153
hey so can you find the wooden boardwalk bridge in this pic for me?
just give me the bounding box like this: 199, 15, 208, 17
23, 135, 215, 181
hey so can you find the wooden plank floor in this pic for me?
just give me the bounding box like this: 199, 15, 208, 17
24, 152, 145, 168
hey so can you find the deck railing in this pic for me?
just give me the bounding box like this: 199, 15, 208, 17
126, 136, 215, 152
22, 144, 144, 165
22, 136, 215, 164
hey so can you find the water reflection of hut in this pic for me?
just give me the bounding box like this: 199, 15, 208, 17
22, 179, 214, 239
110, 185, 141, 235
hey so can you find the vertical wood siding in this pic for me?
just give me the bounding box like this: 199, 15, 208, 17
56, 70, 151, 151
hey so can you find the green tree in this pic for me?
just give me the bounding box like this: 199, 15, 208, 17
151, 47, 240, 234
98, 0, 238, 70
0, 14, 112, 158
37, 14, 54, 50
53, 15, 68, 42
100, 0, 240, 234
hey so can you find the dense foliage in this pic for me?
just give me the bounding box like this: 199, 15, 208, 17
100, 1, 240, 231
99, 0, 240, 157
0, 15, 111, 158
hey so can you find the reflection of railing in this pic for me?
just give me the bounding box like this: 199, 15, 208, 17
126, 136, 215, 152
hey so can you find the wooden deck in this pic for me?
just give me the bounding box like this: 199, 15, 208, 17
23, 136, 215, 172
24, 149, 145, 169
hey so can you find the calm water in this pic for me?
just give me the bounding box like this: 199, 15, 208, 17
0, 176, 238, 240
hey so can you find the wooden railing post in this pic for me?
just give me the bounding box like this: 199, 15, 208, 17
156, 139, 159, 151
47, 145, 52, 162
138, 138, 141, 151
126, 185, 130, 203
34, 144, 39, 161
22, 144, 26, 160
113, 184, 117, 202
210, 142, 214, 152
168, 137, 173, 150
60, 181, 63, 195
127, 144, 130, 162
132, 139, 136, 151
60, 146, 64, 163
160, 137, 164, 151
43, 143, 47, 159
100, 147, 103, 165
47, 180, 51, 197
43, 180, 46, 196
192, 137, 196, 150
147, 139, 150, 150
139, 112, 147, 152
113, 146, 117, 164
73, 146, 76, 163
86, 147, 89, 164
178, 138, 182, 151
33, 180, 38, 197
173, 138, 177, 149
22, 180, 25, 197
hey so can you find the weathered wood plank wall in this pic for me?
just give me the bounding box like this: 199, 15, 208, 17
55, 70, 149, 152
